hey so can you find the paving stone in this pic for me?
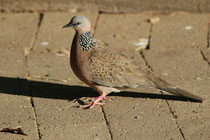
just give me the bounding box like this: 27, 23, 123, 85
29, 77, 95, 101
95, 14, 151, 51
0, 13, 39, 49
199, 16, 210, 67
33, 11, 98, 52
95, 14, 183, 139
0, 13, 39, 78
165, 80, 210, 140
0, 78, 39, 140
150, 14, 208, 51
179, 118, 210, 140
201, 48, 210, 65
31, 79, 111, 139
143, 14, 210, 139
103, 95, 183, 140
143, 50, 210, 83
27, 51, 83, 84
0, 13, 40, 139
0, 47, 26, 78
39, 123, 111, 140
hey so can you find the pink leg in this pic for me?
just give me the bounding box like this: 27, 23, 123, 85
81, 86, 119, 109
82, 94, 107, 109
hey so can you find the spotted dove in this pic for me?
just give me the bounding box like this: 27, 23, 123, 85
63, 15, 203, 108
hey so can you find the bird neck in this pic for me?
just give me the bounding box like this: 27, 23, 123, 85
78, 31, 95, 51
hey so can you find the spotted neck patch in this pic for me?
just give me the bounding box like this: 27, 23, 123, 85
78, 31, 95, 51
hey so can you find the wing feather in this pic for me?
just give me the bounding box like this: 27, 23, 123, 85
88, 45, 152, 88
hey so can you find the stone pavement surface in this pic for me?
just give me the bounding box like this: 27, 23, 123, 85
0, 10, 209, 140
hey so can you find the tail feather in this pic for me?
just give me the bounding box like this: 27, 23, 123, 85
147, 71, 203, 102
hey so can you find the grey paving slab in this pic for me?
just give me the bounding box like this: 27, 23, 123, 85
0, 13, 40, 139
144, 13, 210, 140
31, 79, 111, 140
95, 14, 151, 51
95, 14, 183, 139
166, 80, 210, 140
0, 13, 39, 78
0, 47, 26, 78
201, 48, 210, 65
103, 96, 183, 140
143, 50, 210, 83
0, 13, 39, 49
39, 123, 111, 140
0, 80, 39, 140
150, 14, 208, 51
27, 51, 83, 84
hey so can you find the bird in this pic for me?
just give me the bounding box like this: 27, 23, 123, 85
63, 15, 203, 108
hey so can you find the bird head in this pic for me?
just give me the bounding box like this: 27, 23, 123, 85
63, 15, 91, 33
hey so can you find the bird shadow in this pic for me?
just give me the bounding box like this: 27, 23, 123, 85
0, 76, 198, 103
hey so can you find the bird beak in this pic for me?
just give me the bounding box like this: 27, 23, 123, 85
63, 23, 73, 28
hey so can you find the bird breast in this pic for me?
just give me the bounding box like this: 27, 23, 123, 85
70, 32, 93, 86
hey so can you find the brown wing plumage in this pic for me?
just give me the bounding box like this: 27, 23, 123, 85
87, 40, 203, 102
88, 43, 153, 88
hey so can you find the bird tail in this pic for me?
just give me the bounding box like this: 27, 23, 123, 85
147, 71, 203, 102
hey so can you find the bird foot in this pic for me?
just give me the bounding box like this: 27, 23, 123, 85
81, 95, 107, 109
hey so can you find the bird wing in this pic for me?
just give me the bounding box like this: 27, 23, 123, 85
88, 46, 152, 88
87, 42, 203, 101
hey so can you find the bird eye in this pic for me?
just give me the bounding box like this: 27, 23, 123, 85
76, 22, 80, 25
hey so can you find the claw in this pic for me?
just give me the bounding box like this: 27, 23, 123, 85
80, 94, 107, 109
81, 101, 104, 109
